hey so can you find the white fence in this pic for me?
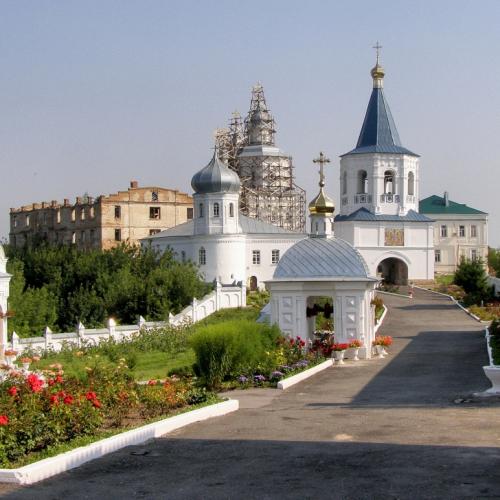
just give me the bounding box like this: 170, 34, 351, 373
488, 276, 500, 296
9, 282, 246, 355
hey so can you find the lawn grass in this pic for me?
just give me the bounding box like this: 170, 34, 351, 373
30, 307, 257, 381
435, 274, 454, 286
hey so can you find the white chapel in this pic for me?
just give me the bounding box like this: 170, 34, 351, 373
143, 150, 305, 289
334, 55, 434, 284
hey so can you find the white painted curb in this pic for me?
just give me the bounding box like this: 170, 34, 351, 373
374, 305, 388, 334
277, 359, 333, 390
0, 399, 239, 485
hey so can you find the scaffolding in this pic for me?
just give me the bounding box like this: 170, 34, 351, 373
215, 84, 306, 232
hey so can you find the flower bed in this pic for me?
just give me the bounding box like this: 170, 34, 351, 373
0, 357, 217, 468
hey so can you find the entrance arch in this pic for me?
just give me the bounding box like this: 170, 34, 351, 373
377, 257, 408, 285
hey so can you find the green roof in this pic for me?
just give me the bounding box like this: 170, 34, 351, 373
419, 195, 487, 215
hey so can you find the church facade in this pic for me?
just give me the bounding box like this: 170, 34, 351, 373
143, 150, 305, 289
334, 58, 434, 284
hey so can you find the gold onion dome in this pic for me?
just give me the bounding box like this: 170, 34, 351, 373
308, 188, 335, 215
371, 62, 385, 81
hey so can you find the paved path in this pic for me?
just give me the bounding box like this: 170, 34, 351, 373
2, 289, 500, 499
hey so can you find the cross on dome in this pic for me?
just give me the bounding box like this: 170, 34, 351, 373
313, 152, 330, 188
373, 41, 382, 64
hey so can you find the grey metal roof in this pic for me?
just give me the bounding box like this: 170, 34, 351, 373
191, 150, 240, 194
342, 87, 418, 157
143, 214, 303, 240
273, 237, 371, 279
335, 208, 433, 222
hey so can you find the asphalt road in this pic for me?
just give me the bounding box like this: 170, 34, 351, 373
2, 288, 499, 499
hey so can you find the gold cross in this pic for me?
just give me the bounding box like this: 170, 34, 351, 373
373, 41, 382, 64
313, 152, 330, 187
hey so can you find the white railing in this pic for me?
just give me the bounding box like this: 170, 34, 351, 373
380, 194, 400, 203
9, 282, 246, 355
354, 194, 372, 204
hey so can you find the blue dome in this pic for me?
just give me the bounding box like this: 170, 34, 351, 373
191, 150, 240, 194
273, 237, 371, 279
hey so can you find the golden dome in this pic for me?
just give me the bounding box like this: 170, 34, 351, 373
371, 63, 385, 81
308, 187, 335, 215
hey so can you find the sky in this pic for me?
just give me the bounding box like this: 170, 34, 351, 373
1, 0, 499, 246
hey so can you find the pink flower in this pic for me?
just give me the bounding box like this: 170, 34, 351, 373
0, 415, 8, 426
147, 380, 158, 386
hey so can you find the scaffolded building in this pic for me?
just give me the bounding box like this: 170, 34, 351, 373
215, 84, 306, 232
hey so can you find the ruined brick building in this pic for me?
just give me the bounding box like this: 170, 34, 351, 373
9, 181, 193, 250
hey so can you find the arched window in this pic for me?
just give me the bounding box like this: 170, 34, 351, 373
342, 171, 347, 195
213, 202, 220, 217
199, 247, 206, 265
408, 171, 415, 196
229, 203, 234, 217
199, 203, 204, 218
357, 170, 368, 194
384, 171, 394, 194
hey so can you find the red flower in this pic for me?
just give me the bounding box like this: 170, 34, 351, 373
55, 375, 64, 384
49, 395, 59, 406
0, 415, 8, 426
27, 373, 43, 393
147, 380, 158, 386
8, 386, 18, 397
85, 391, 97, 401
48, 379, 55, 386
289, 339, 295, 345
92, 398, 102, 408
63, 394, 74, 405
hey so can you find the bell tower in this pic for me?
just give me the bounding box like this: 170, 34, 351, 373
339, 45, 420, 217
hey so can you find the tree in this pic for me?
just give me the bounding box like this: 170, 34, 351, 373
488, 247, 500, 276
453, 257, 492, 305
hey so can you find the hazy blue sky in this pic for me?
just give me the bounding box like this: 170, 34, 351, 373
1, 0, 499, 245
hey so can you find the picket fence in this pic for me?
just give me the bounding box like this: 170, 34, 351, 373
9, 282, 246, 355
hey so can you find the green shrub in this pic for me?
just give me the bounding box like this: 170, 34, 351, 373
190, 320, 280, 389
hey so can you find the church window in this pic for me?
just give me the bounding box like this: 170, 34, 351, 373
151, 191, 158, 202
187, 207, 193, 220
252, 250, 261, 265
199, 203, 204, 218
150, 207, 161, 219
149, 229, 160, 235
459, 225, 465, 237
114, 206, 121, 219
71, 232, 76, 244
213, 203, 220, 217
434, 250, 441, 263
440, 225, 447, 238
408, 172, 415, 196
199, 247, 206, 265
471, 249, 478, 260
89, 206, 95, 218
357, 170, 368, 194
384, 171, 395, 194
90, 229, 95, 241
271, 249, 280, 264
229, 203, 234, 217
81, 231, 85, 242
471, 225, 477, 238
56, 210, 61, 224
80, 208, 85, 221
71, 209, 76, 222
115, 229, 121, 242
342, 171, 347, 195
13, 216, 18, 228
26, 214, 30, 226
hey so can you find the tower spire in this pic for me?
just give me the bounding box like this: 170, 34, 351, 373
244, 83, 275, 146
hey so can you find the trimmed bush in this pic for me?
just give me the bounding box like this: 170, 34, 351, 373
190, 320, 280, 389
